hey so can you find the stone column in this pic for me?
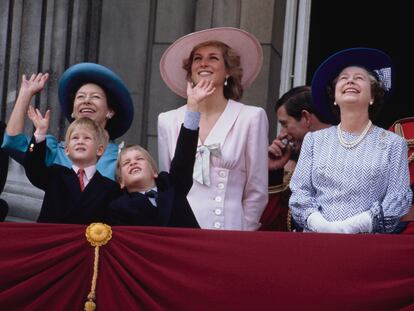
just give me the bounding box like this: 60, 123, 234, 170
0, 0, 102, 221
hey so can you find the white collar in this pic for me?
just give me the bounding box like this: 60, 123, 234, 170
73, 164, 97, 181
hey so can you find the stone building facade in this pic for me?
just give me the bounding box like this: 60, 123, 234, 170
0, 0, 310, 221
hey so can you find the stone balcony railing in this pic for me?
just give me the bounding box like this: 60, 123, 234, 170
1, 159, 42, 222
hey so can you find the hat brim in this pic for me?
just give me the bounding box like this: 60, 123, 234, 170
311, 47, 393, 124
58, 63, 133, 139
160, 27, 263, 98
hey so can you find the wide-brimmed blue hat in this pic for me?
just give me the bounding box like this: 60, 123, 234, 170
311, 47, 393, 124
58, 63, 133, 139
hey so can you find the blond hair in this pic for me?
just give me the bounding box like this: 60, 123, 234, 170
116, 145, 158, 183
64, 117, 109, 151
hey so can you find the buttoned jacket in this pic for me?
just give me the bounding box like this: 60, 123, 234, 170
158, 100, 268, 230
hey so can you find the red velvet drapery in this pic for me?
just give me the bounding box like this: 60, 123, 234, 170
1, 223, 413, 311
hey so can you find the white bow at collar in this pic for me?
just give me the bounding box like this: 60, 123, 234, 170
193, 143, 221, 186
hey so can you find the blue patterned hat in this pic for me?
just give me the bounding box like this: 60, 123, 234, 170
311, 48, 393, 124
59, 63, 134, 139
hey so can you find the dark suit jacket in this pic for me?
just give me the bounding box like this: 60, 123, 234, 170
108, 125, 199, 228
24, 138, 121, 224
0, 121, 9, 194
0, 121, 9, 222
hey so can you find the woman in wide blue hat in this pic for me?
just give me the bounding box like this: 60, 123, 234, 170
289, 47, 411, 234
3, 63, 133, 180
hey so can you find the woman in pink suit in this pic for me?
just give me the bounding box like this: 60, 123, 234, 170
158, 27, 268, 231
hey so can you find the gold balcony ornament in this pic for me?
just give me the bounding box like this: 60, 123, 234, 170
84, 223, 113, 311
86, 222, 112, 246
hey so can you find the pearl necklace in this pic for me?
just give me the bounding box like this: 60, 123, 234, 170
337, 120, 372, 149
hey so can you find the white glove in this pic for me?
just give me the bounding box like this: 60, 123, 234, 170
307, 212, 337, 233
333, 212, 373, 234
307, 211, 372, 234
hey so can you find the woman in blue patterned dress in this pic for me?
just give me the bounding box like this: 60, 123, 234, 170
289, 48, 412, 233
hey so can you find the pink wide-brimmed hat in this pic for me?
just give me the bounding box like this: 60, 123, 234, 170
160, 27, 263, 98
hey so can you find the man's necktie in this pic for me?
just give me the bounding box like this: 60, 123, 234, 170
78, 169, 85, 191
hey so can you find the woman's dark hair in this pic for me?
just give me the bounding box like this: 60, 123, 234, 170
327, 67, 385, 121
70, 83, 118, 121
182, 40, 244, 101
275, 86, 330, 124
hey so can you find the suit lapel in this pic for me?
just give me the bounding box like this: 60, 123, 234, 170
203, 100, 243, 146
62, 168, 82, 197
59, 168, 83, 219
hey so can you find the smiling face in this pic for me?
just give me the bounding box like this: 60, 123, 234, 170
190, 45, 229, 88
72, 83, 114, 128
334, 66, 373, 109
65, 126, 104, 167
117, 147, 158, 192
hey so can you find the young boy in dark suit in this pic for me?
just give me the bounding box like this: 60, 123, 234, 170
107, 80, 215, 228
24, 107, 120, 224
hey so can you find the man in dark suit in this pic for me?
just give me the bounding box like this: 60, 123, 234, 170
24, 109, 120, 224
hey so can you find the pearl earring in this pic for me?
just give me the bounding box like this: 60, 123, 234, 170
369, 100, 374, 105
224, 78, 228, 86
333, 101, 337, 106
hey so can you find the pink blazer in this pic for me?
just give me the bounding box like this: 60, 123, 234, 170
158, 100, 268, 230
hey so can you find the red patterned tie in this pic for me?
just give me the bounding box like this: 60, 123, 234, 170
78, 169, 85, 191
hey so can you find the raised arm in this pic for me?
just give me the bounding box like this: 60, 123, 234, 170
27, 106, 51, 137
23, 106, 51, 190
169, 80, 215, 193
6, 73, 49, 136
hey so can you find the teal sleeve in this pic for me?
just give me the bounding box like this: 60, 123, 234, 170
2, 133, 30, 152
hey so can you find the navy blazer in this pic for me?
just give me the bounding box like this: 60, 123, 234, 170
24, 138, 121, 224
108, 125, 199, 228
